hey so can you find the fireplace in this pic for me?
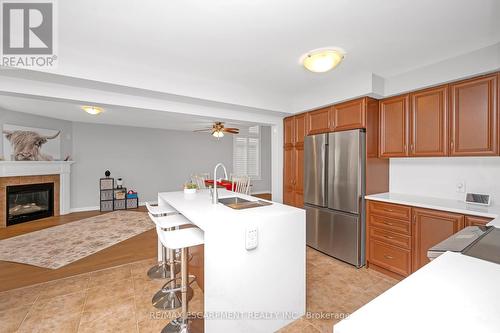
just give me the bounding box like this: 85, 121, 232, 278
6, 183, 54, 226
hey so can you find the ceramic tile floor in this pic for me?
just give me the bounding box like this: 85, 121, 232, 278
0, 248, 397, 333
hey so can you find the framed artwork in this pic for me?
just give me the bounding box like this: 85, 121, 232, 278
2, 124, 61, 161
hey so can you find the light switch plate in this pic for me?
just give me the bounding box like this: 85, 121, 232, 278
245, 227, 258, 250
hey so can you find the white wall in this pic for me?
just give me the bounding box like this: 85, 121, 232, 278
390, 157, 500, 204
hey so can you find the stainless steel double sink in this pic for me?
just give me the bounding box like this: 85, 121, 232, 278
218, 197, 272, 210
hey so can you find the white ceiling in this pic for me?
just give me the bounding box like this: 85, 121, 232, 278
0, 94, 255, 131
1, 0, 499, 124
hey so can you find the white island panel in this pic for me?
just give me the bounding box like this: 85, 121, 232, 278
158, 189, 306, 333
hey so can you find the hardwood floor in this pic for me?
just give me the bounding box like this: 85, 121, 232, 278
0, 207, 158, 292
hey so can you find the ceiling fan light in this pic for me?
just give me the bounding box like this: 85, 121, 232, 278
301, 48, 345, 73
213, 131, 224, 138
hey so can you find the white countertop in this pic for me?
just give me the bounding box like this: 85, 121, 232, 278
334, 251, 500, 333
365, 192, 500, 223
159, 189, 303, 232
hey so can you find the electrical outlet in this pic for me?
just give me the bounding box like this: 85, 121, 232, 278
456, 181, 466, 193
245, 227, 258, 250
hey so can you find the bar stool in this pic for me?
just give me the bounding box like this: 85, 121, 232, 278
155, 226, 204, 333
145, 202, 186, 280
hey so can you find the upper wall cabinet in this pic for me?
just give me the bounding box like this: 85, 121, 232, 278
306, 107, 330, 135
409, 85, 448, 157
449, 74, 498, 156
284, 117, 295, 148
330, 98, 367, 131
294, 113, 307, 145
379, 94, 410, 157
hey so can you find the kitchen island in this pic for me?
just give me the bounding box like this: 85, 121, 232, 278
158, 189, 306, 333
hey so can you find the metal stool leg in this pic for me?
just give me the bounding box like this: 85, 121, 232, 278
148, 244, 173, 279
152, 248, 194, 310
162, 247, 203, 333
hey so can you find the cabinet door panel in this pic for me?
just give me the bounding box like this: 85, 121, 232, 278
412, 208, 464, 271
366, 98, 380, 158
283, 147, 295, 206
295, 113, 307, 145
307, 108, 330, 135
294, 146, 304, 207
450, 74, 498, 156
284, 117, 295, 147
410, 86, 448, 156
379, 95, 409, 157
331, 98, 366, 131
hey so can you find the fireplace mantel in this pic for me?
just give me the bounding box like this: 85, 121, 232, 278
0, 161, 74, 217
0, 161, 74, 177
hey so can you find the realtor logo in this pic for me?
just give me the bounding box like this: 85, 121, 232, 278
1, 0, 57, 68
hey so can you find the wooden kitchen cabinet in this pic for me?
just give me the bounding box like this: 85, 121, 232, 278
283, 114, 306, 207
367, 200, 412, 279
306, 107, 330, 135
465, 215, 493, 227
379, 94, 410, 157
330, 98, 367, 131
295, 113, 307, 145
294, 146, 304, 207
284, 117, 295, 148
412, 208, 464, 271
410, 85, 448, 156
449, 74, 498, 156
283, 146, 295, 205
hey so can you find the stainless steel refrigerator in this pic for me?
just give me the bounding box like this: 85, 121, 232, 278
304, 129, 366, 267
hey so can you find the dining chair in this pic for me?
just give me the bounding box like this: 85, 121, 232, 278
191, 173, 209, 189
231, 175, 251, 195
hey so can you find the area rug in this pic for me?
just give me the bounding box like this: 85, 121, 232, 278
0, 211, 154, 269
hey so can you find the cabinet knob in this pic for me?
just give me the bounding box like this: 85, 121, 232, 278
384, 255, 394, 260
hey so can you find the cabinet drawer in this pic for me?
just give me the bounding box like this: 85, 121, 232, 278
369, 214, 411, 235
369, 240, 411, 277
465, 215, 493, 227
368, 201, 411, 221
370, 227, 411, 249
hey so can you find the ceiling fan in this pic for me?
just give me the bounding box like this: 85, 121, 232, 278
193, 122, 239, 138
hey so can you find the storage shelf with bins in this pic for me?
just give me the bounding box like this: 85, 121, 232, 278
99, 178, 138, 211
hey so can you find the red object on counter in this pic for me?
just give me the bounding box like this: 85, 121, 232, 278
205, 179, 233, 191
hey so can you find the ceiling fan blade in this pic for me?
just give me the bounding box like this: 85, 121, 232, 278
193, 129, 211, 132
224, 129, 239, 134
224, 128, 240, 131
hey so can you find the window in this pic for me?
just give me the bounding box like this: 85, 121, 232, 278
233, 126, 261, 180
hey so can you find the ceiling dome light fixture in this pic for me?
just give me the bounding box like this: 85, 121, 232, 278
301, 48, 345, 73
82, 105, 104, 115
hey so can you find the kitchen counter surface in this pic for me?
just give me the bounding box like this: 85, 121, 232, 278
334, 251, 500, 333
365, 192, 500, 220
158, 189, 306, 333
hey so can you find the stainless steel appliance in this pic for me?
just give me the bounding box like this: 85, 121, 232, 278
428, 226, 500, 265
304, 129, 366, 267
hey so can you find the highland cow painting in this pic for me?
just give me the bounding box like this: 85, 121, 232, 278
2, 124, 61, 161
